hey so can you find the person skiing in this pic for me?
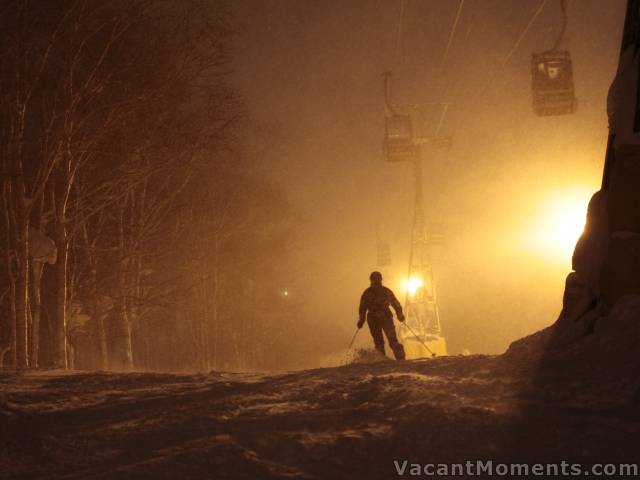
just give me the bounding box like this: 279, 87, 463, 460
358, 271, 406, 360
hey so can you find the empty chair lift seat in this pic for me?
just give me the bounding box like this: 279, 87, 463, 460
383, 114, 419, 162
531, 50, 577, 116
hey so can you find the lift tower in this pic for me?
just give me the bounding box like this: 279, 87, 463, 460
383, 72, 447, 358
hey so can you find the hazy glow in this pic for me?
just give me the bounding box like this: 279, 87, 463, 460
546, 203, 587, 253
403, 276, 424, 297
524, 188, 592, 264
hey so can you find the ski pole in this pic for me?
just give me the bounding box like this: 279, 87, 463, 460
402, 322, 436, 357
347, 328, 359, 350
343, 328, 360, 366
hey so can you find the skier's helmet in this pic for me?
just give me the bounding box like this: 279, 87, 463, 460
369, 271, 383, 284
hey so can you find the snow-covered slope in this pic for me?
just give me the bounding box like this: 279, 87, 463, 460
2, 332, 640, 480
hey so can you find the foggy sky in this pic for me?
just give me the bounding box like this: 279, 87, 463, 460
232, 0, 626, 359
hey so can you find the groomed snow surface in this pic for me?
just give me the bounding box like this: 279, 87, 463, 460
2, 309, 640, 479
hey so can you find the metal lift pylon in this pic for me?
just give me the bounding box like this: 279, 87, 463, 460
383, 72, 448, 358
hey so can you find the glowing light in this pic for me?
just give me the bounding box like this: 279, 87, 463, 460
546, 204, 587, 253
403, 276, 424, 297
523, 188, 592, 264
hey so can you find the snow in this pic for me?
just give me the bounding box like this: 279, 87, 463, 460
608, 47, 640, 147
2, 329, 640, 480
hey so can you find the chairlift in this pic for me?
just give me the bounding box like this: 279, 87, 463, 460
383, 114, 419, 162
531, 50, 577, 116
531, 0, 576, 116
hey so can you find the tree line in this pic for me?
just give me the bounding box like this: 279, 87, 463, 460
0, 0, 302, 371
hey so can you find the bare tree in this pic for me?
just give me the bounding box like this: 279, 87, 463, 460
1, 0, 239, 369
1, 0, 306, 373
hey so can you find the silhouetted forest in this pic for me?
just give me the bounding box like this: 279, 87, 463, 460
0, 0, 302, 371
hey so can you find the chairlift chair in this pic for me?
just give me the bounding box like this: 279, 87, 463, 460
383, 114, 419, 162
531, 50, 577, 116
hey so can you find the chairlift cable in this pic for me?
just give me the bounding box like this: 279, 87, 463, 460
394, 0, 406, 66
382, 0, 411, 257
385, 0, 406, 112
475, 0, 548, 101
437, 0, 516, 113
551, 0, 568, 51
439, 0, 465, 70
499, 0, 549, 72
388, 0, 462, 130
417, 0, 463, 138
381, 0, 406, 248
427, 0, 548, 220
434, 102, 450, 138
422, 0, 468, 234
429, 0, 478, 213
430, 0, 464, 138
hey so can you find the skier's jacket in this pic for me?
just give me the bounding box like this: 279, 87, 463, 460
359, 285, 404, 323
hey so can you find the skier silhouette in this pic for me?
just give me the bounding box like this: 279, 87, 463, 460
358, 271, 406, 360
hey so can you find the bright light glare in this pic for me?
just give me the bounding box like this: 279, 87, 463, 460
524, 189, 592, 264
547, 204, 587, 252
403, 276, 424, 297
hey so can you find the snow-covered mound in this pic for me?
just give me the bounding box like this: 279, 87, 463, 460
345, 347, 393, 364
504, 294, 640, 408
2, 341, 640, 479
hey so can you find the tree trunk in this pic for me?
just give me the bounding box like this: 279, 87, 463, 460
29, 261, 44, 367
91, 262, 109, 370
84, 216, 109, 370
54, 223, 69, 369
15, 215, 30, 367
130, 254, 142, 369
201, 267, 210, 371
92, 283, 109, 371
113, 206, 133, 370
113, 285, 133, 370
89, 291, 109, 370
211, 235, 220, 370
143, 318, 151, 370
67, 341, 75, 370
2, 181, 18, 366
97, 311, 109, 369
